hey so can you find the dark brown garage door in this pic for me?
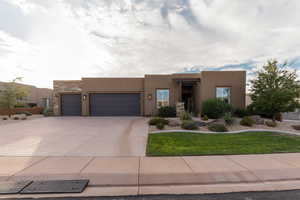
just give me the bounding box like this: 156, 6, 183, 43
90, 93, 140, 116
61, 94, 82, 116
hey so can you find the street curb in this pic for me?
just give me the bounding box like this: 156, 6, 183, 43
149, 129, 300, 135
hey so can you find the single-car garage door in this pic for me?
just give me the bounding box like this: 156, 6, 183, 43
90, 93, 140, 116
61, 94, 82, 116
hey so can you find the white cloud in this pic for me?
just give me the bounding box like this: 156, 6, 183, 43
0, 0, 299, 88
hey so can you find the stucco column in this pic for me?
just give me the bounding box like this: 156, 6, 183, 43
178, 81, 182, 102
81, 93, 88, 116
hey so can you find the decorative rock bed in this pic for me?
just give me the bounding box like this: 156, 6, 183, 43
149, 117, 300, 134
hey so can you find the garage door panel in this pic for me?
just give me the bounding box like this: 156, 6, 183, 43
90, 93, 140, 116
61, 94, 82, 116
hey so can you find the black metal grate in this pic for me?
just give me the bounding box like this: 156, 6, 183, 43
20, 180, 89, 194
0, 180, 32, 194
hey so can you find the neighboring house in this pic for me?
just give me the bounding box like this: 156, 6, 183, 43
53, 71, 246, 116
0, 82, 53, 108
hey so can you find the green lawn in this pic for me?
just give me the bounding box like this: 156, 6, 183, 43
146, 132, 300, 156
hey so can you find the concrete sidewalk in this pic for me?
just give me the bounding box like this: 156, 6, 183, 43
1, 153, 300, 198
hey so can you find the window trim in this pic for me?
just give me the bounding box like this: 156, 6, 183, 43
156, 88, 170, 109
215, 86, 231, 104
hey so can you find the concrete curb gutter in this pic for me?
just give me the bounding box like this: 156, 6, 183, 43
149, 129, 300, 135
3, 180, 300, 198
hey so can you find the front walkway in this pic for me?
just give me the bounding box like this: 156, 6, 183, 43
1, 153, 300, 198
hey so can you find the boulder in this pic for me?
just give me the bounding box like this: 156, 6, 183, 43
168, 119, 180, 127
249, 115, 265, 125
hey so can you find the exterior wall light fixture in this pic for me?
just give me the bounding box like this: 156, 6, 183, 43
147, 93, 152, 100
83, 94, 87, 101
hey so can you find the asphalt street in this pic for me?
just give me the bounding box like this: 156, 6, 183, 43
4, 190, 300, 200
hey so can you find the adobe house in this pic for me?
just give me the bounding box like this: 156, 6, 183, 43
53, 71, 246, 116
0, 82, 53, 108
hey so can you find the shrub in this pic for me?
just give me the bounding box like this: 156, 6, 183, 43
202, 115, 209, 121
28, 103, 37, 108
292, 125, 300, 131
2, 116, 8, 120
202, 98, 233, 119
181, 120, 198, 130
265, 120, 277, 127
208, 123, 228, 132
148, 117, 169, 126
234, 108, 248, 118
156, 123, 165, 130
157, 106, 176, 118
240, 116, 255, 127
180, 111, 192, 121
224, 112, 235, 125
14, 103, 27, 108
274, 113, 282, 122
43, 108, 54, 117
13, 116, 19, 120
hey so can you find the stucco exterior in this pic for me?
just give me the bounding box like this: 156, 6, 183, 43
0, 82, 53, 108
53, 71, 246, 116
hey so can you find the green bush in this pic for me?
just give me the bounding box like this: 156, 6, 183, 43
224, 112, 235, 125
14, 103, 27, 108
157, 106, 176, 117
43, 108, 54, 117
234, 108, 248, 118
181, 120, 198, 130
202, 98, 233, 119
265, 120, 277, 127
180, 111, 192, 121
148, 117, 169, 126
240, 116, 255, 127
156, 123, 165, 130
208, 123, 228, 132
274, 113, 282, 122
202, 115, 209, 121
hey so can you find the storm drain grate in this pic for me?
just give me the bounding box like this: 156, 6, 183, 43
20, 180, 89, 194
0, 180, 32, 194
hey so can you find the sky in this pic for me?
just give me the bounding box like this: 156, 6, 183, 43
0, 0, 300, 88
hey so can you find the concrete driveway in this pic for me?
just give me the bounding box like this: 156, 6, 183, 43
0, 117, 148, 156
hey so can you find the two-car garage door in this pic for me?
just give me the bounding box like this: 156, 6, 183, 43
90, 93, 140, 116
61, 93, 141, 116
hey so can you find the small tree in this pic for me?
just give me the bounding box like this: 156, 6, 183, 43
250, 60, 300, 119
0, 77, 28, 117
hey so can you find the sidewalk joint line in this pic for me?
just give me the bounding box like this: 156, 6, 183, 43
181, 157, 195, 173
137, 156, 141, 195
225, 156, 265, 183
8, 156, 49, 180
79, 157, 96, 174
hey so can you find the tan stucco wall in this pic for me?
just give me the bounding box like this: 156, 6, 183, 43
200, 71, 246, 110
144, 75, 177, 116
53, 71, 246, 116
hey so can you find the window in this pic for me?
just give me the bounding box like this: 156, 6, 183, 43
156, 89, 170, 108
216, 87, 231, 103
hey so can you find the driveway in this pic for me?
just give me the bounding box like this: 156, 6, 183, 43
0, 117, 148, 156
